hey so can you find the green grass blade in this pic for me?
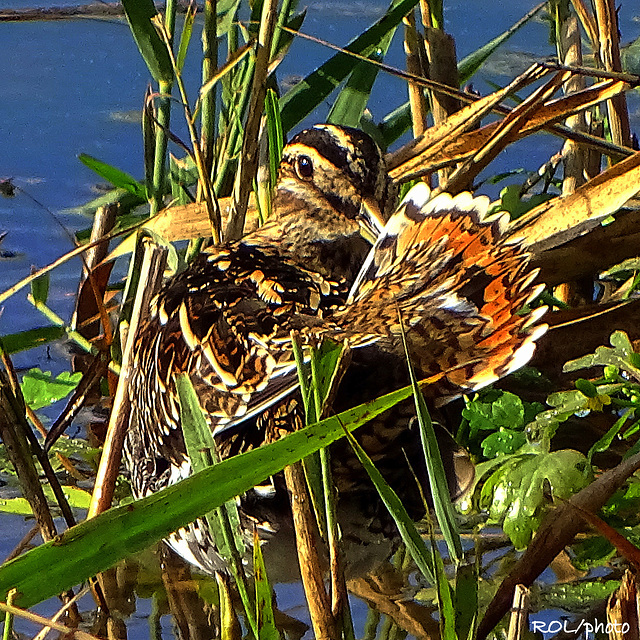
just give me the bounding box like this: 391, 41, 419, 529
265, 88, 284, 191
0, 327, 65, 355
430, 524, 456, 640
253, 530, 278, 640
78, 154, 147, 200
175, 3, 196, 72
30, 272, 49, 306
454, 562, 478, 640
398, 312, 463, 563
327, 49, 384, 129
0, 380, 418, 611
340, 425, 436, 583
121, 0, 173, 83
279, 0, 418, 132
176, 374, 257, 636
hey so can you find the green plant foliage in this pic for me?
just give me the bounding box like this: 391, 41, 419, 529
0, 379, 417, 611
30, 271, 49, 306
564, 331, 640, 377
493, 184, 555, 219
279, 0, 419, 133
78, 154, 147, 201
253, 530, 278, 640
462, 390, 544, 458
534, 578, 620, 612
20, 368, 82, 411
0, 326, 65, 355
327, 48, 386, 129
121, 0, 173, 84
341, 425, 436, 584
0, 485, 91, 515
479, 449, 591, 549
48, 437, 102, 472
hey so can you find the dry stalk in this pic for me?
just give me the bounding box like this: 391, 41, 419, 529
284, 462, 336, 640
403, 10, 428, 140
440, 71, 571, 194
560, 15, 587, 196
593, 0, 632, 148
87, 240, 168, 518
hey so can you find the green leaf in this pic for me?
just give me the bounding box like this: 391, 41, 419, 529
564, 331, 640, 381
78, 154, 147, 201
265, 88, 284, 191
462, 391, 527, 447
175, 4, 196, 72
0, 326, 65, 355
0, 486, 91, 515
121, 0, 173, 83
431, 524, 456, 640
400, 316, 462, 563
216, 0, 242, 37
279, 0, 418, 133
177, 373, 256, 636
481, 429, 527, 458
480, 449, 591, 549
177, 373, 245, 559
454, 563, 478, 640
575, 378, 599, 398
254, 531, 278, 640
0, 380, 417, 612
497, 184, 555, 220
20, 369, 82, 411
341, 425, 436, 583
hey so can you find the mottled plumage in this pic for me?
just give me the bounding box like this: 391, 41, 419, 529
123, 124, 546, 575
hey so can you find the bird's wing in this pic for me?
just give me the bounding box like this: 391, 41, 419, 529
340, 183, 547, 402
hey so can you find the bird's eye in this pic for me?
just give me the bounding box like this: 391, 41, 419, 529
295, 155, 314, 180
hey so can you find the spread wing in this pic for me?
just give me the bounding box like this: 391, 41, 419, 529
337, 183, 547, 403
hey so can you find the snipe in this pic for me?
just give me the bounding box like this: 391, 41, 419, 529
123, 124, 546, 575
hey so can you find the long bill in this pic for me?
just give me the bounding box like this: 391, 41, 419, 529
357, 196, 386, 244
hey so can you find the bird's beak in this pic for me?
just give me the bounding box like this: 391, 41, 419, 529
358, 197, 386, 244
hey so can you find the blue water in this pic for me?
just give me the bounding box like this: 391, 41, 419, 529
1, 1, 639, 636
1, 1, 637, 348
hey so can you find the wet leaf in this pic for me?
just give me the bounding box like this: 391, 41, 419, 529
480, 449, 591, 549
481, 429, 527, 458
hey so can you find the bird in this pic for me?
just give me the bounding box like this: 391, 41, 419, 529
122, 123, 547, 577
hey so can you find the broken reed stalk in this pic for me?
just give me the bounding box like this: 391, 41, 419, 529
560, 14, 587, 196
284, 462, 337, 640
403, 10, 428, 140
507, 585, 530, 640
88, 241, 168, 518
555, 12, 588, 305
593, 0, 632, 148
424, 23, 460, 184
